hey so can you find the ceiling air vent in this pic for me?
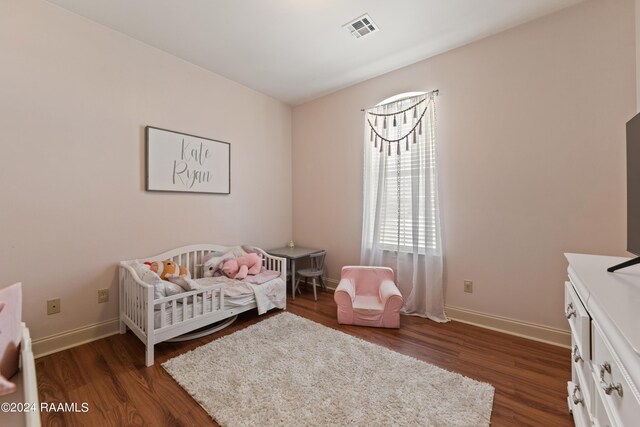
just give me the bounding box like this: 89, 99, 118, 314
343, 14, 379, 39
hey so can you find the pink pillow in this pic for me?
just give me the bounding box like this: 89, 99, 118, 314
0, 283, 22, 381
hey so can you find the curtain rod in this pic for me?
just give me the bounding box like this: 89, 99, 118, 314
360, 89, 439, 112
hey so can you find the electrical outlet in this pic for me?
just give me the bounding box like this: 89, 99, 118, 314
98, 288, 109, 303
47, 298, 61, 315
464, 280, 473, 293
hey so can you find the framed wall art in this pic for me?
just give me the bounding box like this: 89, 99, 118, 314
145, 126, 230, 194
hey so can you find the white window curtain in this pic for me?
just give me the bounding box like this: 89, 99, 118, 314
360, 92, 448, 323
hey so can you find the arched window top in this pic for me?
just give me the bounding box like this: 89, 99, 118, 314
376, 91, 426, 107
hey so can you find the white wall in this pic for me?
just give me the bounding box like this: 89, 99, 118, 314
292, 0, 635, 331
0, 0, 292, 341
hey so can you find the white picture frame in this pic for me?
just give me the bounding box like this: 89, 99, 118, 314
145, 126, 230, 194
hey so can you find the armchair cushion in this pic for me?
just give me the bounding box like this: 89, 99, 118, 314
352, 296, 384, 314
334, 266, 403, 328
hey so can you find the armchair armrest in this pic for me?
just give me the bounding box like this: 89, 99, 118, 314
379, 279, 403, 317
379, 280, 403, 328
334, 278, 355, 325
335, 278, 355, 303
379, 280, 401, 302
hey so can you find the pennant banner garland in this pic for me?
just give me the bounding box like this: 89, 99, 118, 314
367, 96, 429, 156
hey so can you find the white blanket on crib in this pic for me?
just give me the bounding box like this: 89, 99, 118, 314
195, 276, 285, 314
248, 279, 286, 314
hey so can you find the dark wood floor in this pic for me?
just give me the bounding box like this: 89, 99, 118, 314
36, 290, 573, 426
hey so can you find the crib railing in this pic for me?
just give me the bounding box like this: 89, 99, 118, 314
119, 265, 151, 338
256, 248, 287, 286
169, 249, 212, 279
154, 285, 224, 329
119, 265, 227, 332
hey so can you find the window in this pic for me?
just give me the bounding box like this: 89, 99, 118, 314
362, 92, 440, 254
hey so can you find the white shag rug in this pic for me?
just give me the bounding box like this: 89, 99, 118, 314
163, 312, 494, 427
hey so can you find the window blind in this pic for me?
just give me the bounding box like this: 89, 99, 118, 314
366, 97, 438, 253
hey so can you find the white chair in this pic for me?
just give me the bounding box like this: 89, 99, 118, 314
294, 251, 326, 301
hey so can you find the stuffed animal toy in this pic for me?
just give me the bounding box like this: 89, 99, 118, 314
221, 253, 262, 280
146, 260, 200, 291
202, 250, 236, 278
147, 260, 189, 280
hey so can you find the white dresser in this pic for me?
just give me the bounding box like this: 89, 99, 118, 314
565, 254, 640, 427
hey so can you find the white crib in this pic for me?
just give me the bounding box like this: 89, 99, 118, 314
119, 244, 286, 366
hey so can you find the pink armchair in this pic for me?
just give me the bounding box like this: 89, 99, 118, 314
334, 266, 404, 328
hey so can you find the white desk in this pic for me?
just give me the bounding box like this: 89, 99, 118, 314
267, 247, 322, 300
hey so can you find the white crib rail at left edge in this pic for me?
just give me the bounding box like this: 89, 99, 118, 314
0, 323, 41, 427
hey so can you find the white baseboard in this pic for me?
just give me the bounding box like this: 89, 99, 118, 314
324, 277, 339, 289
444, 305, 570, 348
32, 318, 120, 358
325, 277, 570, 348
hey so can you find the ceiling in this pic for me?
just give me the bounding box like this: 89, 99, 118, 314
46, 0, 583, 105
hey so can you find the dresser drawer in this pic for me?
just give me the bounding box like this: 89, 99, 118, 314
565, 281, 590, 362
594, 388, 613, 427
591, 323, 640, 427
568, 381, 590, 427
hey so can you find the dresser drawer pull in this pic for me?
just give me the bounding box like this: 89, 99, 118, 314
599, 361, 624, 397
572, 384, 584, 405
599, 361, 611, 380
601, 382, 624, 397
565, 302, 576, 319
572, 345, 582, 363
